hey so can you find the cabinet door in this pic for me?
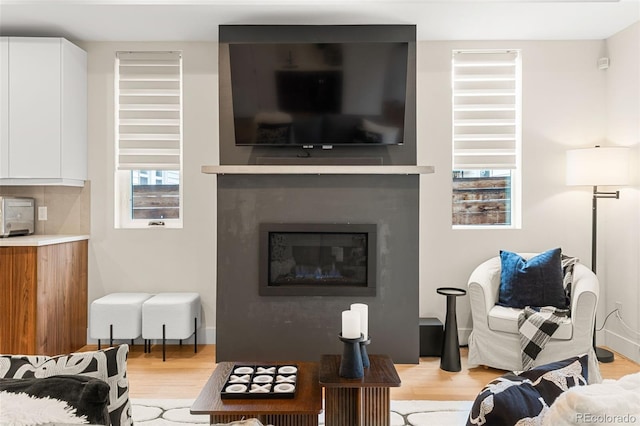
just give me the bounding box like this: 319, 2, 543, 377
0, 37, 8, 178
0, 246, 38, 354
36, 241, 88, 355
8, 37, 62, 179
61, 39, 87, 181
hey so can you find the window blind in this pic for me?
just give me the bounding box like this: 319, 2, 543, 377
452, 50, 520, 170
116, 51, 182, 171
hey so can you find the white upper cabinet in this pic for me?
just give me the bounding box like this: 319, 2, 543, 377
0, 37, 87, 186
0, 38, 9, 178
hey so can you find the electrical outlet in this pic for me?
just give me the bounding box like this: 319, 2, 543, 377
38, 206, 47, 221
615, 301, 622, 312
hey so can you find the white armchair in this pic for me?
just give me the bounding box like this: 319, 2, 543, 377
467, 253, 602, 383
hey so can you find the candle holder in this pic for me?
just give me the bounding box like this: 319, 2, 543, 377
360, 336, 371, 369
338, 334, 364, 378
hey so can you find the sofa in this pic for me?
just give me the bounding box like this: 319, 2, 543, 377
542, 371, 640, 426
467, 250, 602, 383
467, 354, 640, 426
0, 344, 270, 426
0, 344, 131, 426
0, 375, 111, 425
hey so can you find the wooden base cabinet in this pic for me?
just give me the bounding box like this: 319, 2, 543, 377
0, 240, 88, 355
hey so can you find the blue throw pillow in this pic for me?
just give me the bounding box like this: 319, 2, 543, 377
498, 248, 567, 309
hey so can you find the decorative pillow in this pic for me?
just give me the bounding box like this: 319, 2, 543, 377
498, 248, 567, 309
0, 344, 131, 426
467, 355, 589, 426
0, 375, 110, 425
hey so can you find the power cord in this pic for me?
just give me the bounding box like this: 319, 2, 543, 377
596, 308, 640, 340
596, 308, 619, 331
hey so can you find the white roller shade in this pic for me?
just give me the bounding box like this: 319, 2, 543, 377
116, 51, 182, 170
452, 50, 520, 170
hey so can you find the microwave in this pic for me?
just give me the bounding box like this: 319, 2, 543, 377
0, 197, 35, 237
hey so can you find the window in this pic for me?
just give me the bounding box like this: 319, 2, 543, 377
452, 49, 521, 228
115, 51, 183, 228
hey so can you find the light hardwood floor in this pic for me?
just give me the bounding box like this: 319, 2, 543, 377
81, 344, 639, 401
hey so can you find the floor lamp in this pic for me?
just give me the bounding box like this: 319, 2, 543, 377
566, 145, 630, 363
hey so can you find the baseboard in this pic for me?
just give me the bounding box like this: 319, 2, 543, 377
605, 329, 640, 364
459, 327, 471, 346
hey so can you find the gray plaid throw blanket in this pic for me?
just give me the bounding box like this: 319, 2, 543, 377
561, 255, 579, 308
517, 255, 578, 370
518, 306, 570, 370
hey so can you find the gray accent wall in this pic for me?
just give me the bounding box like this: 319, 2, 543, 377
216, 174, 419, 363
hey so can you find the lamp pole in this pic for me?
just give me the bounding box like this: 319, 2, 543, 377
592, 185, 618, 363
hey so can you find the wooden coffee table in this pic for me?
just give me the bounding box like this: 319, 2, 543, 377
319, 354, 401, 426
191, 361, 322, 426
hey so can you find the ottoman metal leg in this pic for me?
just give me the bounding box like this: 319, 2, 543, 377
162, 324, 166, 362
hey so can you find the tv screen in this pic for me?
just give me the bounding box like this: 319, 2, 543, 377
228, 42, 408, 147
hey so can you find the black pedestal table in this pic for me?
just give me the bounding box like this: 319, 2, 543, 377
437, 287, 467, 372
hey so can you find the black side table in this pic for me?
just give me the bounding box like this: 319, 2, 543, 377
437, 287, 467, 372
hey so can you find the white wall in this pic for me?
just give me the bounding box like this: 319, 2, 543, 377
417, 39, 610, 344
602, 22, 640, 362
83, 34, 639, 360
84, 42, 219, 344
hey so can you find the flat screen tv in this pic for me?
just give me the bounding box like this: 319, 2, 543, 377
228, 42, 409, 147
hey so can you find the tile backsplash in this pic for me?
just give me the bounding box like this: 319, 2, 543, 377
0, 182, 90, 235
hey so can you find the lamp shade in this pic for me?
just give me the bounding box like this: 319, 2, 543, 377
566, 146, 631, 186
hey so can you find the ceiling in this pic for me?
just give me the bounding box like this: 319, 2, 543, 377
0, 0, 639, 42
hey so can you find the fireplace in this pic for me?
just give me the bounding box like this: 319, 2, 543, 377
259, 223, 377, 296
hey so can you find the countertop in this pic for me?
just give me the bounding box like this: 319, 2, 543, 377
0, 234, 89, 247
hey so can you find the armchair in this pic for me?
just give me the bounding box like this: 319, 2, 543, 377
467, 253, 602, 383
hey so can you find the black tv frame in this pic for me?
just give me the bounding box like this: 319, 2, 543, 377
218, 24, 417, 165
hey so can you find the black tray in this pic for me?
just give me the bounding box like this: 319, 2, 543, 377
220, 364, 298, 399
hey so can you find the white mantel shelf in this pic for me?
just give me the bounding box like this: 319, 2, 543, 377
201, 165, 435, 175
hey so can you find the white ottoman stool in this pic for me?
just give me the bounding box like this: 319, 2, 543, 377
90, 292, 153, 349
142, 292, 201, 361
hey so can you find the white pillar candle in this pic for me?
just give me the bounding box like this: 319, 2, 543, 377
350, 303, 368, 339
341, 310, 361, 339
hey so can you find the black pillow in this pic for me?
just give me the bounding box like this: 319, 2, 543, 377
498, 248, 567, 309
0, 375, 110, 425
467, 355, 589, 426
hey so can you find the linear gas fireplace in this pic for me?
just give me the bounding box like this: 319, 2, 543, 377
259, 223, 377, 296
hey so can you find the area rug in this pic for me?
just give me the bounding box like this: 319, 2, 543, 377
131, 398, 473, 426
